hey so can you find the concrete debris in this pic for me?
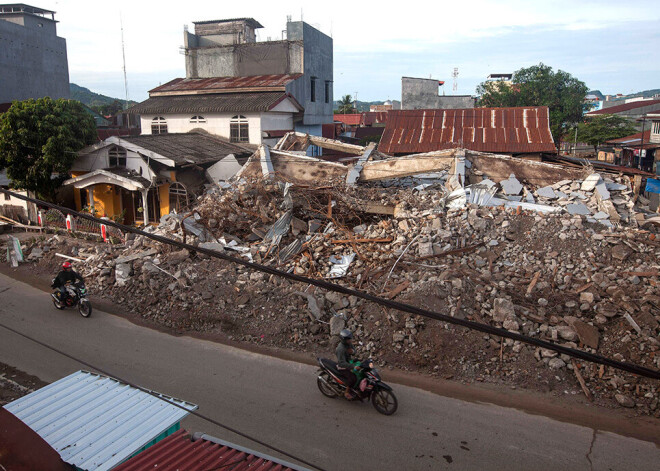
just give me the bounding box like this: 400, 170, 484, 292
17, 158, 660, 415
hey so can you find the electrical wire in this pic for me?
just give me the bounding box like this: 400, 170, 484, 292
0, 321, 325, 471
1, 188, 658, 381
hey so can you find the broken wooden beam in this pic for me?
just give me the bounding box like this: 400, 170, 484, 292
571, 360, 593, 402
331, 237, 394, 244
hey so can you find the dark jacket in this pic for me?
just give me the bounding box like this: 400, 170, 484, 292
336, 341, 353, 369
52, 270, 83, 288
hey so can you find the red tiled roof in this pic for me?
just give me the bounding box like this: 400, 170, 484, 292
379, 107, 556, 154
150, 74, 303, 96
334, 114, 361, 126
113, 430, 301, 471
586, 99, 660, 116
606, 130, 650, 145
361, 111, 388, 127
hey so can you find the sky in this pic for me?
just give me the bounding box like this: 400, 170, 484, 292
38, 0, 660, 102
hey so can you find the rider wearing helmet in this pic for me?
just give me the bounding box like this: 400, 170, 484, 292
52, 262, 84, 301
336, 329, 359, 399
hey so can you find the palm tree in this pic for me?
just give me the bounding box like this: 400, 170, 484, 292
337, 95, 354, 114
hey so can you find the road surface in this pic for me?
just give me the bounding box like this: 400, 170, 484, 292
0, 272, 657, 470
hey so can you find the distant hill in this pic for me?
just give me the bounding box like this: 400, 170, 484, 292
70, 83, 137, 110
333, 100, 400, 113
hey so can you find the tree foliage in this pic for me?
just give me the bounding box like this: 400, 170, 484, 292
476, 63, 589, 145
336, 95, 355, 114
570, 114, 637, 151
90, 99, 124, 117
0, 98, 97, 200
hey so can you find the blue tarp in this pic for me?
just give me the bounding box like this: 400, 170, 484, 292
645, 178, 660, 194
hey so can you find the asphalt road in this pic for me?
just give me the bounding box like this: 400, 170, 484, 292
0, 272, 658, 470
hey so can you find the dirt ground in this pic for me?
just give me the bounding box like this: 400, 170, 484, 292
0, 361, 47, 406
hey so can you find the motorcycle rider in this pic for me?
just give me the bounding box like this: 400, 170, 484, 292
336, 329, 360, 399
52, 262, 84, 302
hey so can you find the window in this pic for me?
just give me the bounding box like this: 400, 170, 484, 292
310, 77, 317, 102
169, 182, 190, 213
151, 117, 168, 134
324, 81, 330, 104
652, 121, 660, 135
4, 192, 10, 201
108, 147, 127, 167
230, 115, 249, 143
190, 115, 206, 124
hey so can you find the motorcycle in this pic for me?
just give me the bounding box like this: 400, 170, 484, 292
51, 281, 92, 318
316, 357, 398, 415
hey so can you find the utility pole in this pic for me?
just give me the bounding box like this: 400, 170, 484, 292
120, 13, 129, 110
354, 91, 358, 112
573, 127, 578, 157
638, 117, 646, 169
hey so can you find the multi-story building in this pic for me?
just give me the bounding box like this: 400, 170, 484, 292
401, 77, 475, 110
129, 17, 333, 146
0, 3, 70, 104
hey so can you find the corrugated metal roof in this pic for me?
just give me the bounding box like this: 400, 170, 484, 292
361, 111, 388, 127
3, 370, 198, 471
379, 107, 556, 154
121, 132, 254, 165
586, 99, 660, 116
334, 114, 361, 126
606, 130, 650, 144
114, 430, 306, 471
126, 92, 297, 115
150, 74, 302, 95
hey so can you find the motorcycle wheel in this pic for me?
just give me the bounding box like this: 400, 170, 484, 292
52, 296, 65, 310
78, 300, 92, 318
371, 388, 398, 415
317, 372, 339, 398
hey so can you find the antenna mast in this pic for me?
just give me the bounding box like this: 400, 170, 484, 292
120, 13, 129, 109
452, 67, 459, 93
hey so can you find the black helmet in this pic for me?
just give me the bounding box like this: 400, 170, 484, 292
339, 329, 353, 341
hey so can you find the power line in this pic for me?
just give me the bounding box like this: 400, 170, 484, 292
2, 188, 658, 381
0, 321, 324, 471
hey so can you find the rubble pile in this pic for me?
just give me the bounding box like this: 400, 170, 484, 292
18, 172, 660, 415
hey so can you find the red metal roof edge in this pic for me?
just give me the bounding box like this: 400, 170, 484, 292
333, 114, 362, 125
606, 130, 651, 144
113, 430, 302, 471
586, 99, 660, 115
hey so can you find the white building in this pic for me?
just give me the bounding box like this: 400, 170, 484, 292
127, 74, 304, 147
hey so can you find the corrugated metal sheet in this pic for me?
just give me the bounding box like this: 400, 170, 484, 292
586, 99, 660, 116
606, 130, 650, 145
126, 92, 293, 115
379, 107, 557, 155
361, 111, 388, 127
114, 430, 305, 471
333, 114, 361, 126
150, 74, 302, 95
3, 370, 198, 471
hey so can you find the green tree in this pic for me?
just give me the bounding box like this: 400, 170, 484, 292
336, 95, 355, 114
569, 114, 637, 152
91, 99, 124, 116
0, 98, 97, 201
476, 63, 589, 146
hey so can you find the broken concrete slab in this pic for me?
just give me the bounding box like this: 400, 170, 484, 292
593, 211, 610, 220
115, 248, 158, 265
595, 182, 611, 201
500, 174, 523, 195
581, 173, 601, 191
606, 182, 628, 191
536, 186, 557, 199
566, 203, 591, 215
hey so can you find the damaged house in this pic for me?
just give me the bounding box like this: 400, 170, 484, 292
64, 133, 253, 225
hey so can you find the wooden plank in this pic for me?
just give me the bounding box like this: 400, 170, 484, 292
571, 360, 593, 402
331, 237, 393, 244
575, 282, 593, 294
526, 271, 541, 296
382, 280, 410, 299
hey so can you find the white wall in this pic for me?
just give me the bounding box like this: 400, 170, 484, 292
72, 146, 157, 181
261, 112, 294, 132
139, 113, 263, 145
0, 189, 28, 210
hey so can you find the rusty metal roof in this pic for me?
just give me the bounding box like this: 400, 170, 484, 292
606, 130, 651, 145
150, 74, 302, 95
113, 429, 308, 471
334, 114, 362, 126
586, 99, 660, 116
126, 92, 300, 115
379, 107, 556, 154
361, 111, 388, 127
